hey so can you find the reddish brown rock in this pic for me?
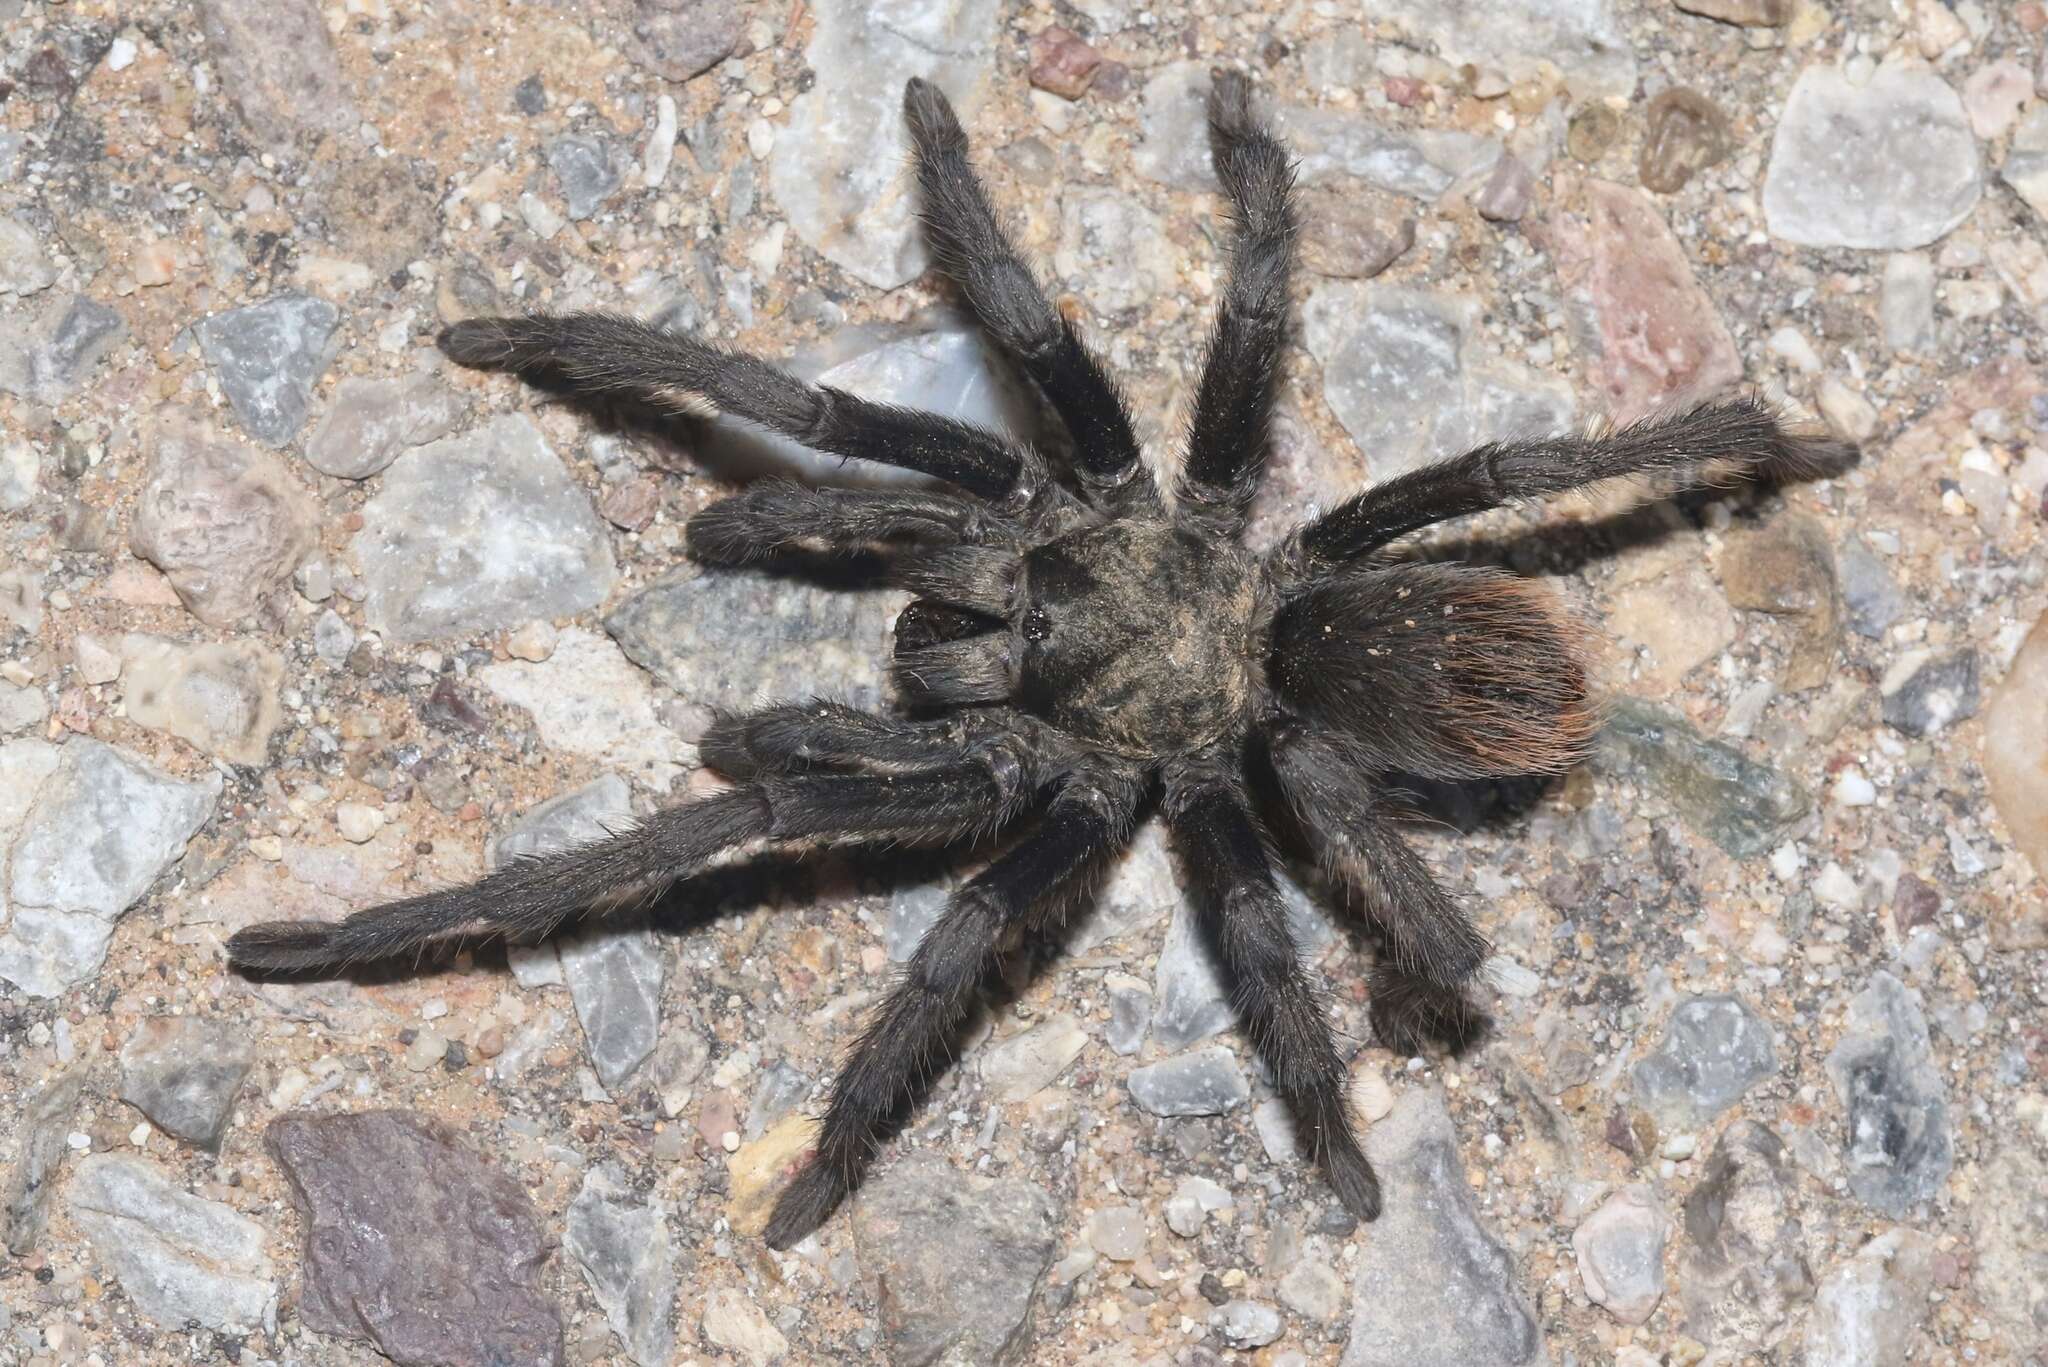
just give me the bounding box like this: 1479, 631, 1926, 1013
1536, 176, 1742, 420
1028, 27, 1102, 100
268, 1111, 563, 1367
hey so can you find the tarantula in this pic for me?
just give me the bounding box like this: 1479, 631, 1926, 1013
230, 75, 1841, 1247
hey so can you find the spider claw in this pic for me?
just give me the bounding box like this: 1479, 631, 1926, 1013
763, 1158, 851, 1250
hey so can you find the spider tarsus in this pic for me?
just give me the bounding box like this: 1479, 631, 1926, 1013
901, 76, 966, 152
763, 1159, 851, 1250
1322, 1135, 1385, 1223
1368, 968, 1493, 1059
438, 316, 529, 370
225, 921, 342, 973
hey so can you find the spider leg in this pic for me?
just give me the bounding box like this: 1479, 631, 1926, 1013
765, 759, 1144, 1248
1269, 729, 1493, 1054
699, 701, 994, 781
227, 734, 1047, 972
441, 312, 1045, 504
1292, 396, 1855, 571
901, 78, 1150, 505
1177, 71, 1298, 538
686, 481, 1011, 566
1164, 753, 1382, 1223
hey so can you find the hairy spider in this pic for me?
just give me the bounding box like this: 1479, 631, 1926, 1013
229, 75, 1843, 1247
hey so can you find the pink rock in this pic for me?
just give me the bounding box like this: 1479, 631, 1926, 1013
1536, 176, 1742, 421
128, 412, 318, 627
1984, 608, 2048, 949
1962, 60, 2033, 140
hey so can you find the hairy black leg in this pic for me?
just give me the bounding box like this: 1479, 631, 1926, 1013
1164, 754, 1381, 1222
699, 701, 998, 780
441, 312, 1042, 503
766, 762, 1144, 1247
1292, 396, 1855, 570
901, 78, 1148, 502
1177, 72, 1298, 536
1268, 729, 1490, 994
687, 481, 1010, 566
228, 739, 1045, 972
1367, 959, 1491, 1058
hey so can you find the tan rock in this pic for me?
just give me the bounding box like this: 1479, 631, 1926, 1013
725, 1112, 818, 1237
1984, 610, 2048, 949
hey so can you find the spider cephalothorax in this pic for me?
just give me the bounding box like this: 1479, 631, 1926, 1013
229, 74, 1843, 1247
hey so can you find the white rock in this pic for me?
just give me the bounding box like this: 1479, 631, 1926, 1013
480, 628, 689, 793
335, 803, 383, 844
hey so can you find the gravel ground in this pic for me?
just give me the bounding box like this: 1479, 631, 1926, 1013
2, 0, 2046, 1364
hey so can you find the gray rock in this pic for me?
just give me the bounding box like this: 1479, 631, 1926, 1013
1136, 63, 1498, 199
1801, 1228, 1935, 1367
1825, 971, 1952, 1217
1837, 536, 1906, 639
887, 880, 951, 962
197, 294, 342, 446
700, 324, 1039, 489
979, 1014, 1088, 1102
1104, 972, 1153, 1056
547, 135, 623, 221
0, 440, 37, 512
853, 1151, 1058, 1366
1969, 1147, 2047, 1336
0, 213, 56, 296
607, 567, 893, 711
120, 634, 285, 765
1679, 1122, 1815, 1352
1880, 649, 1980, 738
1164, 1174, 1234, 1238
1880, 252, 1937, 353
128, 413, 319, 627
1056, 188, 1175, 314
313, 609, 355, 666
1151, 902, 1236, 1051
1573, 1185, 1672, 1324
1277, 105, 1498, 200
2003, 106, 2048, 225
196, 0, 357, 153
356, 414, 616, 642
565, 1165, 679, 1367
625, 0, 740, 82
1601, 699, 1812, 858
66, 1154, 275, 1333
478, 630, 690, 793
1084, 1205, 1147, 1261
0, 293, 128, 403
1371, 0, 1636, 100
1763, 63, 1981, 250
268, 1111, 564, 1366
0, 568, 39, 633
303, 372, 468, 479
490, 774, 635, 872
1632, 994, 1778, 1128
1211, 1300, 1283, 1349
745, 1061, 810, 1137
557, 921, 667, 1091
1341, 1088, 1544, 1366
1, 739, 221, 997
1279, 1258, 1346, 1321
768, 0, 1002, 288
1302, 282, 1574, 479
3, 1062, 87, 1254
1128, 1045, 1250, 1117
1069, 821, 1177, 952
0, 680, 46, 736
118, 1017, 255, 1148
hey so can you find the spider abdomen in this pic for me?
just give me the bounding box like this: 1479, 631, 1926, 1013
1015, 520, 1259, 758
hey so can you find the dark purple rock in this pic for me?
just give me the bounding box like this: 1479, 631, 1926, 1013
268, 1111, 563, 1366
